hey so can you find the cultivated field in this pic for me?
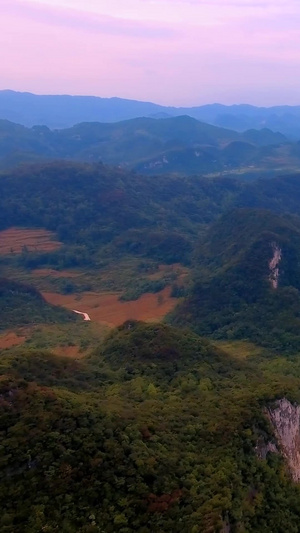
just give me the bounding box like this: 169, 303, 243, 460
0, 227, 62, 254
33, 268, 81, 278
0, 321, 109, 359
42, 287, 178, 327
0, 331, 27, 349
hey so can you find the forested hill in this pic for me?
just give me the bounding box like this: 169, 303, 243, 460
5, 161, 299, 270
173, 208, 300, 351
3, 321, 300, 532
2, 162, 300, 269
0, 278, 75, 329
4, 162, 300, 531
0, 116, 291, 176
2, 90, 300, 139
0, 162, 240, 267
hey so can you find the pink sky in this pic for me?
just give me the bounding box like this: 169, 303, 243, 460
1, 0, 300, 105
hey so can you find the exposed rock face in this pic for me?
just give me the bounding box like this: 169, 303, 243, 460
255, 438, 278, 460
267, 398, 300, 481
269, 242, 282, 289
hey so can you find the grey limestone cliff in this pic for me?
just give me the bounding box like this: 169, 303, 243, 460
267, 398, 300, 481
268, 242, 282, 289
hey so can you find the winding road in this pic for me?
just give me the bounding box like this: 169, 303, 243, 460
72, 309, 91, 321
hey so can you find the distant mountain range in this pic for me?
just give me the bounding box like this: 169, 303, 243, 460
2, 90, 300, 138
1, 115, 297, 176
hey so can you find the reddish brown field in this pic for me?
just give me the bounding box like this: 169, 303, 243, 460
33, 268, 80, 278
0, 330, 87, 359
0, 228, 62, 254
43, 287, 178, 327
0, 331, 27, 349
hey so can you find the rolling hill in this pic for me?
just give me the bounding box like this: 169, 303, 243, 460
2, 162, 300, 270
2, 320, 300, 532
0, 115, 291, 176
0, 278, 76, 329
3, 159, 300, 531
0, 161, 241, 268
2, 90, 300, 140
173, 208, 300, 351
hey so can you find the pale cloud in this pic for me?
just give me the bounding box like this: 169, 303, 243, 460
1, 0, 300, 105
2, 0, 178, 38
146, 0, 299, 6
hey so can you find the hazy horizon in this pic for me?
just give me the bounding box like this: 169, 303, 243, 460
2, 87, 300, 109
2, 0, 300, 107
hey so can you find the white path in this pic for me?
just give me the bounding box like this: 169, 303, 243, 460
72, 309, 91, 321
269, 243, 282, 289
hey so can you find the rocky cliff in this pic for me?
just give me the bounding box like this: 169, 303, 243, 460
267, 398, 300, 482
269, 242, 282, 289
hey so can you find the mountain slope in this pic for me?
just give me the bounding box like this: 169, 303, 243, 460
3, 163, 300, 270
0, 115, 288, 175
0, 278, 75, 329
2, 321, 300, 532
173, 209, 300, 351
0, 161, 242, 267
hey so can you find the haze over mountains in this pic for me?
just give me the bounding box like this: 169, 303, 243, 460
0, 115, 297, 177
2, 89, 300, 139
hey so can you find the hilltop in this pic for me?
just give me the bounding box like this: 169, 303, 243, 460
2, 320, 300, 532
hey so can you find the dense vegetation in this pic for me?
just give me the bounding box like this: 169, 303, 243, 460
2, 322, 300, 532
4, 157, 300, 532
0, 161, 240, 267
2, 162, 300, 270
3, 163, 300, 347
0, 116, 292, 175
173, 208, 300, 351
0, 278, 75, 330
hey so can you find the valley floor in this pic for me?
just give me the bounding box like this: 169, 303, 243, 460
42, 286, 178, 327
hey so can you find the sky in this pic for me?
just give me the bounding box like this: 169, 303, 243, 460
1, 0, 300, 106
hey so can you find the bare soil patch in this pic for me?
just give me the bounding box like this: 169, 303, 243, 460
0, 228, 62, 255
33, 268, 80, 278
43, 287, 178, 327
0, 331, 27, 349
